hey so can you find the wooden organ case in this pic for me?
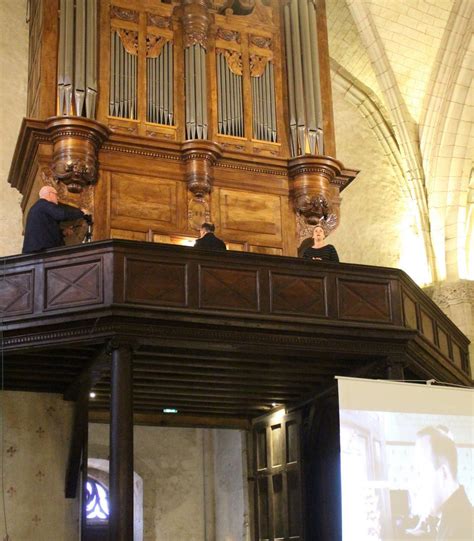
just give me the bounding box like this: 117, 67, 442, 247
10, 0, 357, 255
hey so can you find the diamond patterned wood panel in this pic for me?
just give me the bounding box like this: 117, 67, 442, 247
338, 279, 391, 322
0, 271, 34, 316
125, 258, 187, 306
270, 273, 326, 316
199, 266, 259, 311
45, 261, 102, 309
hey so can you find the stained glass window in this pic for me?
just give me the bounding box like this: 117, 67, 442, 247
85, 478, 109, 521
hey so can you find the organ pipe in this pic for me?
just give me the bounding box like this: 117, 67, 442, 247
146, 41, 174, 125
251, 62, 277, 143
284, 0, 323, 156
57, 0, 98, 118
185, 44, 208, 139
216, 51, 244, 138
109, 31, 137, 120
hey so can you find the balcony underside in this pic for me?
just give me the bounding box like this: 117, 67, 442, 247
1, 241, 470, 425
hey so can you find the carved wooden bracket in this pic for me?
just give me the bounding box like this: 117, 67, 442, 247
182, 0, 212, 48
47, 117, 111, 194
289, 155, 344, 228
182, 140, 222, 198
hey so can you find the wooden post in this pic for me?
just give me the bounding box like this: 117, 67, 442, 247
109, 342, 134, 541
387, 359, 405, 381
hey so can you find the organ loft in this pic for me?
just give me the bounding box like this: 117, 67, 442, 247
1, 1, 471, 541
10, 0, 357, 250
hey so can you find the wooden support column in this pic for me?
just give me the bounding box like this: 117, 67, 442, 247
386, 358, 406, 381
109, 342, 134, 541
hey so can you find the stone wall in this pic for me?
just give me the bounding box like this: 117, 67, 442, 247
88, 423, 248, 541
0, 391, 79, 541
0, 0, 26, 257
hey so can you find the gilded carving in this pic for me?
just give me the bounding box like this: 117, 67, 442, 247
217, 48, 243, 76
111, 6, 139, 23
250, 54, 271, 77
146, 34, 167, 58
48, 118, 110, 193
216, 27, 241, 43
117, 29, 139, 56
188, 197, 210, 230
147, 13, 172, 28
182, 0, 212, 48
250, 34, 272, 49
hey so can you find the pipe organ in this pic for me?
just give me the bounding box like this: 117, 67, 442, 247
13, 0, 358, 256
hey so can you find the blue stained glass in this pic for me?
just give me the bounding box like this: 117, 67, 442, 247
86, 478, 110, 521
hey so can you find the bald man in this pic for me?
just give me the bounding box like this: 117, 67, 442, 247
22, 186, 87, 254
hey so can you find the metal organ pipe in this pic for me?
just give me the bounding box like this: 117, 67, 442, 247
58, 0, 97, 117
284, 0, 324, 156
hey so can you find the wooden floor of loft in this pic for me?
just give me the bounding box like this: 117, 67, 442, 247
1, 239, 471, 426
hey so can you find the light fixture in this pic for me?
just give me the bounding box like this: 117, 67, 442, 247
163, 408, 178, 414
89, 392, 96, 398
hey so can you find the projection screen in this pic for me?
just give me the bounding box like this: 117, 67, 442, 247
337, 377, 473, 541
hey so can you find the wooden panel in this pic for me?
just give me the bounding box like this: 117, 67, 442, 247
272, 474, 285, 538
338, 279, 391, 322
199, 266, 259, 312
270, 272, 326, 317
111, 229, 147, 241
257, 429, 267, 470
287, 470, 302, 538
271, 424, 283, 467
125, 258, 187, 307
250, 245, 283, 255
0, 271, 34, 316
402, 293, 418, 329
452, 342, 463, 368
437, 327, 450, 357
286, 421, 298, 464
257, 478, 270, 539
45, 260, 103, 310
110, 173, 178, 228
420, 310, 434, 343
219, 188, 282, 241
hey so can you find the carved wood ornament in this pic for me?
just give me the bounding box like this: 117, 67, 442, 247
48, 117, 110, 193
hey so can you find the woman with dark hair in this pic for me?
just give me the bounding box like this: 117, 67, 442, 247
302, 225, 339, 262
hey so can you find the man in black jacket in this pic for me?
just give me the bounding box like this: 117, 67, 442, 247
412, 426, 473, 540
22, 186, 87, 254
193, 223, 226, 251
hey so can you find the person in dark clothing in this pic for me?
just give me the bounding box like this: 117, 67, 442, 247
194, 223, 227, 251
409, 426, 473, 540
22, 186, 87, 254
302, 225, 339, 262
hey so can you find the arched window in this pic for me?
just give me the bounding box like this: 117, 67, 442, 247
85, 477, 109, 522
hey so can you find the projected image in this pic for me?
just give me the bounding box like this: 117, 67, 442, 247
339, 411, 473, 540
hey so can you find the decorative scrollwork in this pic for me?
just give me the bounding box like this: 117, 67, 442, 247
216, 27, 241, 43
146, 34, 167, 58
117, 29, 139, 56
217, 48, 243, 76
250, 34, 272, 49
250, 54, 270, 77
111, 6, 139, 23
147, 13, 172, 28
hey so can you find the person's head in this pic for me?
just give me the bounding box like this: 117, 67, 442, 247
415, 426, 459, 515
39, 186, 58, 204
200, 223, 215, 238
312, 225, 326, 243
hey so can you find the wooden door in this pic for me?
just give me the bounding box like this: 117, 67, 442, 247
252, 410, 304, 541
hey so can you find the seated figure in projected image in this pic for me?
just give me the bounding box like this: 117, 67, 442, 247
301, 224, 339, 262
407, 425, 473, 540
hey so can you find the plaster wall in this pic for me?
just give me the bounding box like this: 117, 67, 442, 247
88, 423, 248, 541
0, 0, 26, 257
0, 391, 79, 541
